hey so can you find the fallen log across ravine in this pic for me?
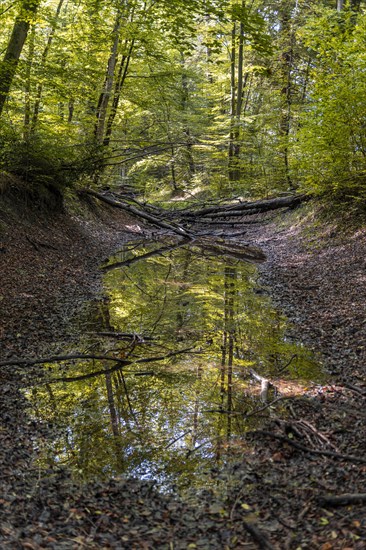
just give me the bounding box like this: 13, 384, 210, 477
79, 189, 193, 238
80, 189, 310, 239
180, 193, 310, 220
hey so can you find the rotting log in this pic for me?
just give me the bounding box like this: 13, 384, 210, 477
80, 189, 310, 240
182, 194, 309, 219
80, 189, 193, 238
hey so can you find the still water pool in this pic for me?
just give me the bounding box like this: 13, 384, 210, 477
26, 237, 322, 491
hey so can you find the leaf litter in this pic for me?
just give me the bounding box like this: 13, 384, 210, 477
1, 201, 366, 548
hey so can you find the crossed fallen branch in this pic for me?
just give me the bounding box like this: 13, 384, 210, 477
0, 346, 199, 383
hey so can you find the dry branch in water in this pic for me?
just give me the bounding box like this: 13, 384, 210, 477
249, 368, 277, 402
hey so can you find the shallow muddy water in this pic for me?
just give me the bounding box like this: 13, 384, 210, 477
26, 237, 322, 491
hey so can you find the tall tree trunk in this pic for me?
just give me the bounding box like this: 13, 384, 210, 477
279, 0, 294, 189
105, 370, 120, 439
94, 12, 122, 143
228, 2, 246, 183
220, 329, 227, 406
337, 0, 344, 11
68, 98, 74, 123
170, 146, 178, 190
181, 54, 196, 178
103, 39, 134, 146
228, 21, 237, 181
233, 16, 245, 170
30, 0, 66, 133
0, 0, 41, 117
23, 25, 35, 139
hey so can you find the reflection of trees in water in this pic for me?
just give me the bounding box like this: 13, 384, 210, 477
27, 240, 319, 485
221, 265, 236, 441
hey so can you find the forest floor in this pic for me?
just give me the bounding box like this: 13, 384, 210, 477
0, 194, 366, 549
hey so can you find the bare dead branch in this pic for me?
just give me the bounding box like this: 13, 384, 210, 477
92, 332, 154, 341
318, 493, 366, 507
49, 346, 198, 383
249, 369, 277, 403
249, 430, 366, 464
81, 189, 193, 238
241, 520, 275, 550
102, 239, 189, 272
0, 354, 129, 368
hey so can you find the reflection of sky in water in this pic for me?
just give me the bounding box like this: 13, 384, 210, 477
25, 238, 322, 491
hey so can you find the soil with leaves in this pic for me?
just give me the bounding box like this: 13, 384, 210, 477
1, 197, 366, 549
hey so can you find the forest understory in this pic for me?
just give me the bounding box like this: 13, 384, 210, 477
1, 194, 366, 549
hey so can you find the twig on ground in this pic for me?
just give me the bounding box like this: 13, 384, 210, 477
242, 396, 288, 419
249, 430, 366, 464
318, 493, 366, 507
341, 383, 366, 397
278, 354, 298, 374
241, 520, 275, 550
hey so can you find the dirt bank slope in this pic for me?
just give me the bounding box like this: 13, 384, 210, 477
0, 195, 141, 359
250, 207, 366, 383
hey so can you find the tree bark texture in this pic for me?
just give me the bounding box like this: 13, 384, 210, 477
30, 0, 66, 133
0, 0, 41, 117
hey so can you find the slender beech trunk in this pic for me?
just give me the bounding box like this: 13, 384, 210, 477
228, 1, 246, 182
0, 0, 41, 117
23, 25, 35, 138
225, 266, 236, 439
181, 54, 196, 178
228, 21, 237, 181
301, 55, 312, 103
103, 39, 135, 146
234, 17, 245, 141
190, 365, 202, 450
225, 266, 235, 422
68, 98, 74, 123
94, 11, 122, 143
279, 0, 294, 189
170, 146, 178, 190
30, 0, 66, 133
220, 329, 227, 406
